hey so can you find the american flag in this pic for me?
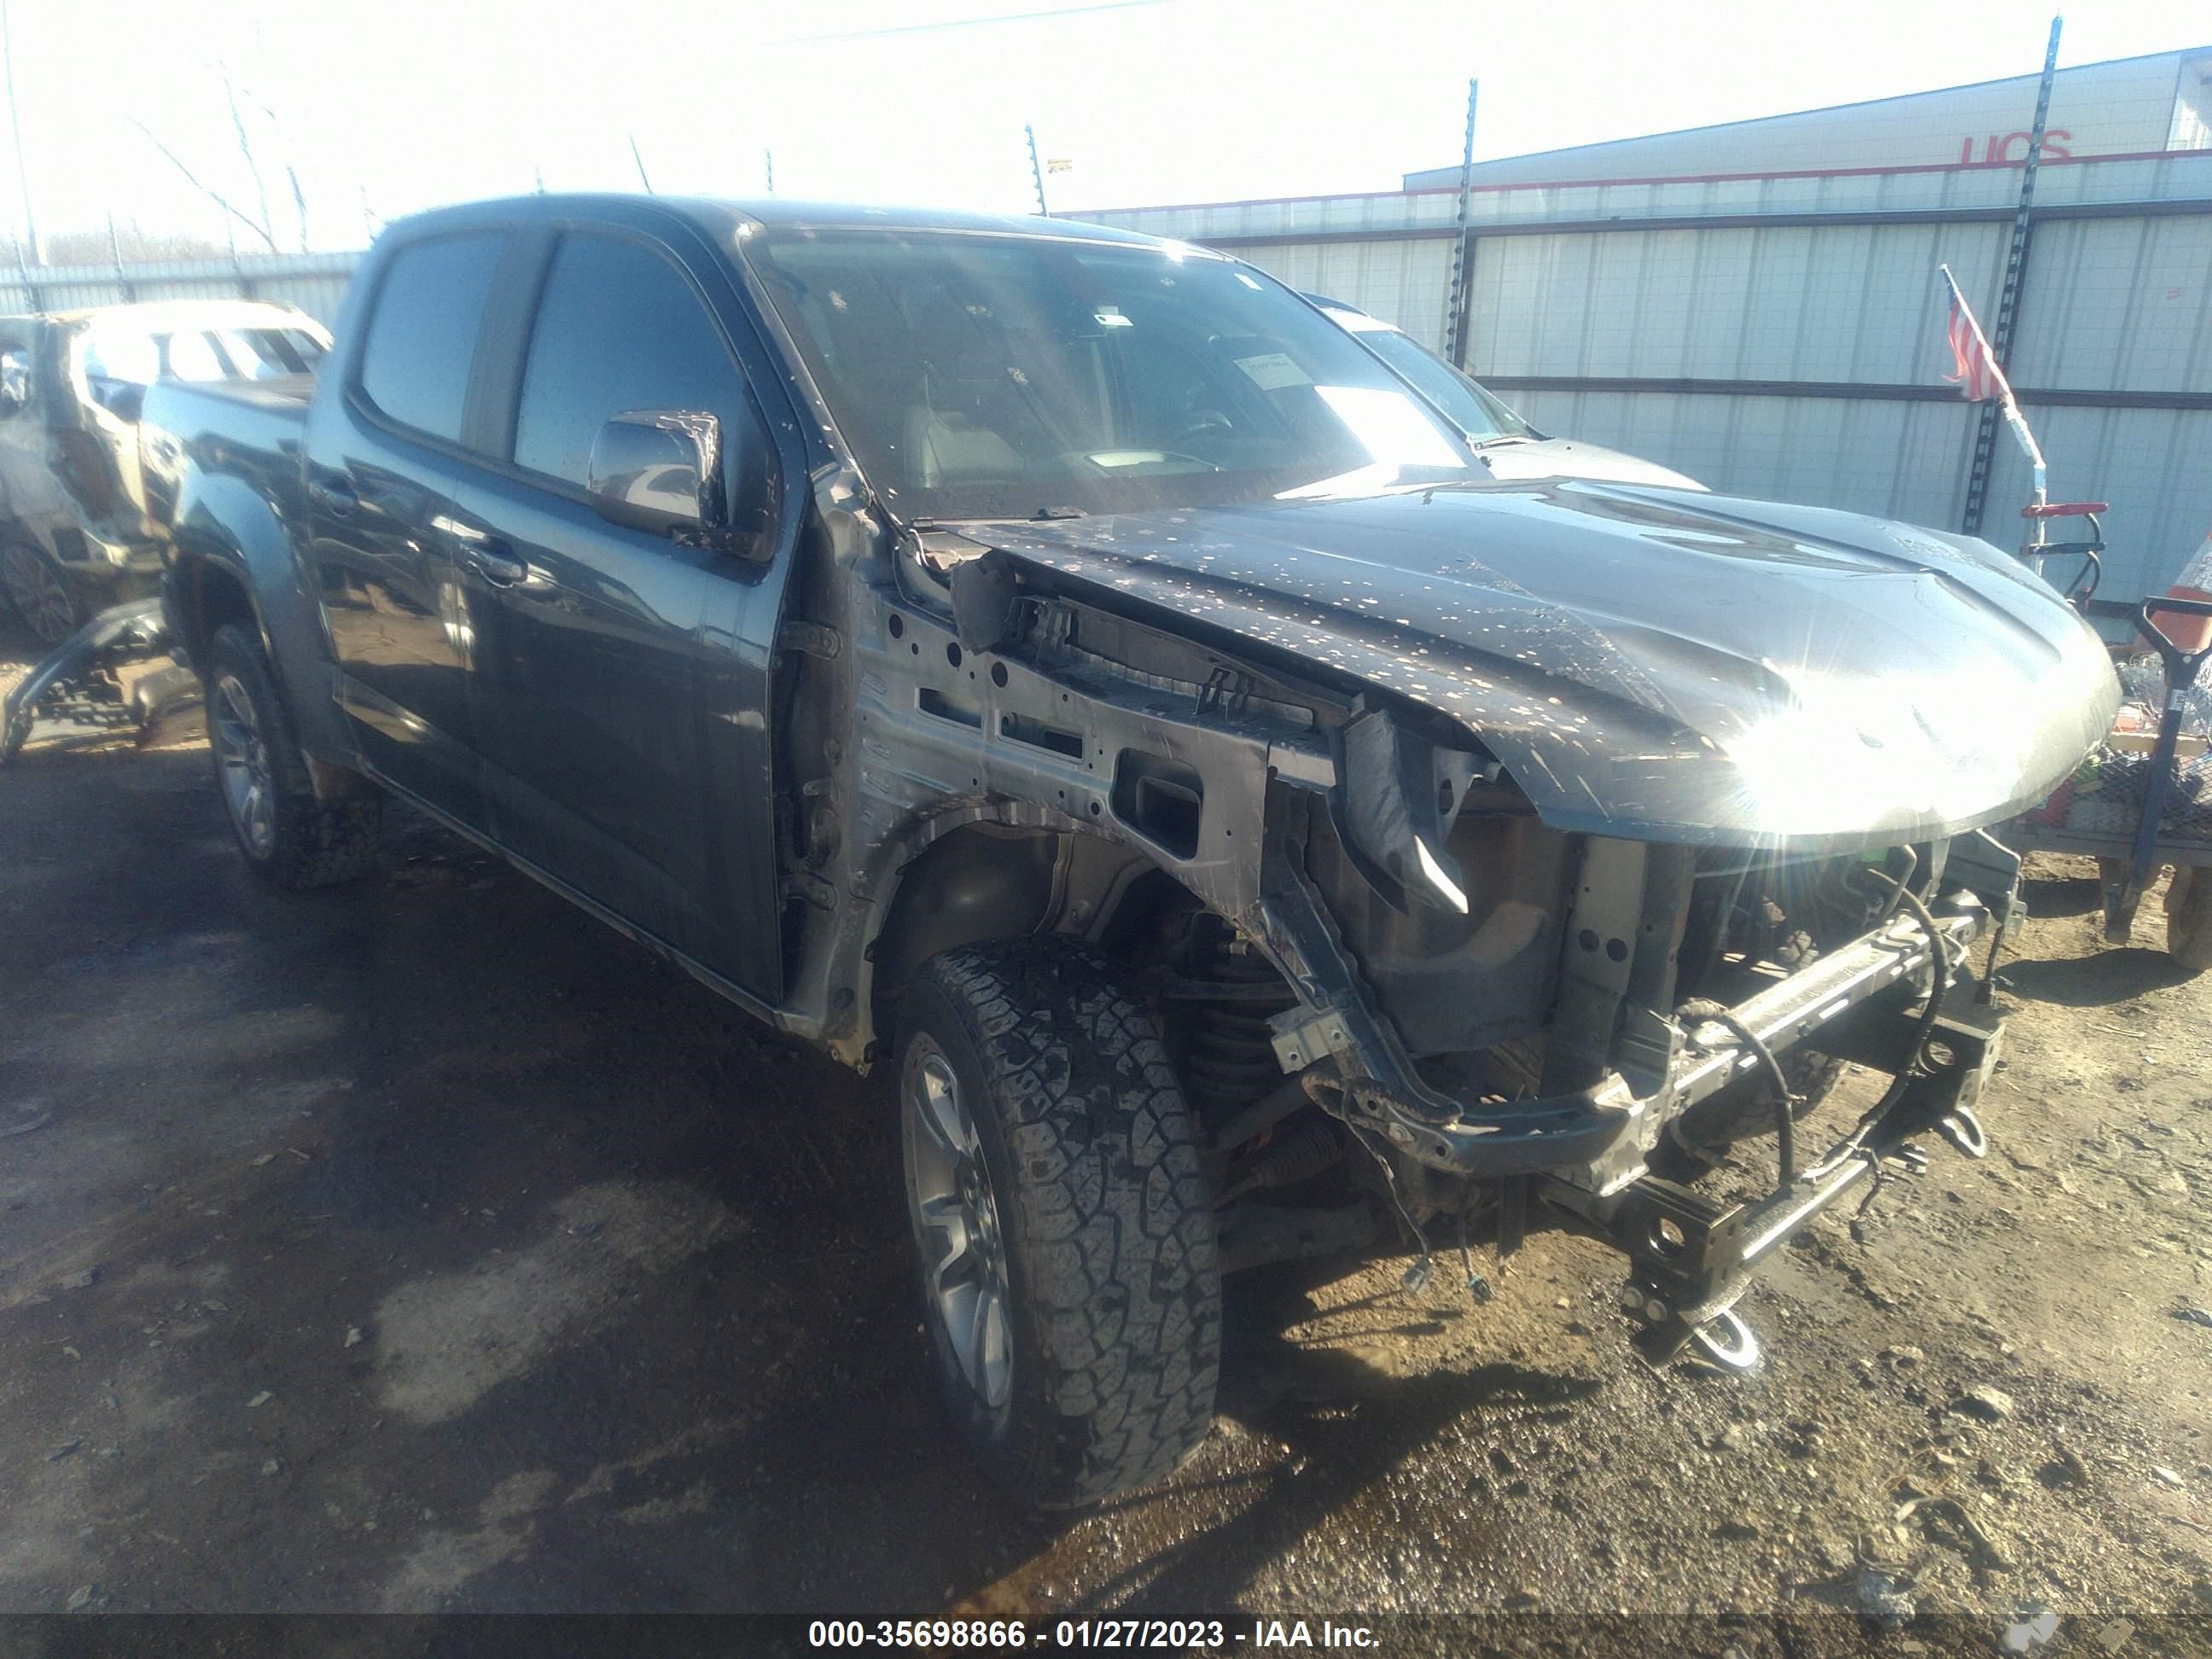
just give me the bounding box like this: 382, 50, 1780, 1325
1941, 266, 2004, 404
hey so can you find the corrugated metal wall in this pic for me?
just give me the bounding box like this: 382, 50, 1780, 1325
1085, 150, 2212, 614
0, 251, 360, 328
5, 163, 2206, 611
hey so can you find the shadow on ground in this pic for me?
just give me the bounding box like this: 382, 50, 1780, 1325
0, 676, 1540, 1614
2020, 871, 2104, 921
2002, 948, 2193, 1006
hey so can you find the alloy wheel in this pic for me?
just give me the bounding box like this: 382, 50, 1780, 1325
2, 545, 75, 645
212, 671, 276, 859
903, 1038, 1015, 1412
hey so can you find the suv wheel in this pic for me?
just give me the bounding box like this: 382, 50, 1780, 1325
1, 539, 79, 646
897, 936, 1221, 1509
206, 624, 382, 889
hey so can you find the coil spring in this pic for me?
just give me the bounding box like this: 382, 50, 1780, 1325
1176, 928, 1296, 1121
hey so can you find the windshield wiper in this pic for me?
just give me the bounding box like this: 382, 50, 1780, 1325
1468, 434, 1533, 449
1031, 505, 1086, 521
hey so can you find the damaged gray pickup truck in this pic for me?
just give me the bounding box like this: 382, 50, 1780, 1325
143, 195, 2118, 1507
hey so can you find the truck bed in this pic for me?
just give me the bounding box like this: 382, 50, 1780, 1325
138, 375, 314, 535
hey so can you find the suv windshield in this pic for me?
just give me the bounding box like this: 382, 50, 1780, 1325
1318, 308, 1534, 445
742, 227, 1481, 520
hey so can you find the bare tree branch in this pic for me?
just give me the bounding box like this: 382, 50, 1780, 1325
287, 165, 309, 253
126, 118, 280, 253
217, 62, 274, 250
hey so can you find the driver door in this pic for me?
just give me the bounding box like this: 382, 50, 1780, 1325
447, 227, 791, 1001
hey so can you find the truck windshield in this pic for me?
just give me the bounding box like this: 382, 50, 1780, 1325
742, 227, 1483, 521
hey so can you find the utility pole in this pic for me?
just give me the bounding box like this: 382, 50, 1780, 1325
1961, 14, 2063, 536
1443, 78, 1479, 368
106, 211, 125, 277
1026, 124, 1049, 217
1, 0, 38, 266
629, 134, 654, 195
106, 210, 137, 300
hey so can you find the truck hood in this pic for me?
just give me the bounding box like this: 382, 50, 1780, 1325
1476, 437, 1704, 491
963, 479, 2119, 849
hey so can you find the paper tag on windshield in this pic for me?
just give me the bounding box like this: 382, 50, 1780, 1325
1235, 352, 1309, 391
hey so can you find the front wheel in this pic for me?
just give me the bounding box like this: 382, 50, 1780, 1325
897, 936, 1221, 1509
1, 538, 80, 646
206, 624, 382, 889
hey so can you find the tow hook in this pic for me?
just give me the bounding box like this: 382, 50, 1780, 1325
1616, 1284, 1762, 1376
1937, 1103, 1990, 1160
1687, 1309, 1762, 1375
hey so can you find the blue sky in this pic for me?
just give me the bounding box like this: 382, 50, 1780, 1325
6, 0, 2205, 254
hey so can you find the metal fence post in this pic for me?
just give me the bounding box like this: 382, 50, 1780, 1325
1444, 79, 1478, 367
1961, 15, 2063, 538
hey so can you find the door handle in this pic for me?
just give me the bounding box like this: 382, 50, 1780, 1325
463, 541, 529, 587
307, 475, 357, 515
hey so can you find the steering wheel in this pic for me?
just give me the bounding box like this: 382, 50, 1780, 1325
1174, 409, 1233, 444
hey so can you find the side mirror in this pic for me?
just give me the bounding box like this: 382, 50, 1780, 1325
586, 410, 725, 542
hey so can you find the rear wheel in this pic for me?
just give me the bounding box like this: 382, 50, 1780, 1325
206, 624, 381, 889
1, 539, 79, 646
897, 935, 1220, 1508
2168, 865, 2212, 974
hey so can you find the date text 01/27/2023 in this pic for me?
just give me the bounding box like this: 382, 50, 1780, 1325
806, 1620, 1381, 1650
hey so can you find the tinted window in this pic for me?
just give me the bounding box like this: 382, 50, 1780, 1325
218, 328, 327, 379
513, 233, 752, 490
358, 233, 506, 442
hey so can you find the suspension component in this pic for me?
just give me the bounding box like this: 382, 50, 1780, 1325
1219, 1119, 1343, 1201
1162, 915, 1297, 1125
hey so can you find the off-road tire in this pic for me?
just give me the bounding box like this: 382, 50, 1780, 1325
206, 624, 382, 889
897, 935, 1221, 1509
2168, 864, 2212, 975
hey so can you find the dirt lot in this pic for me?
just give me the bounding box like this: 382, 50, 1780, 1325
3, 621, 2209, 1634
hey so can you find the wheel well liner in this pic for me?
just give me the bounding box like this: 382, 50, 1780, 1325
177, 556, 260, 663
865, 818, 1197, 1039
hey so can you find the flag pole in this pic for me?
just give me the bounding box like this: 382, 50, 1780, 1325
1940, 263, 2046, 529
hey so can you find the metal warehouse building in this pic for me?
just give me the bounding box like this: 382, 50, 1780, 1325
1079, 47, 2212, 614
1, 48, 2204, 611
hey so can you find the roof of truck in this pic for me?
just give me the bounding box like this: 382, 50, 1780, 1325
387, 192, 1174, 249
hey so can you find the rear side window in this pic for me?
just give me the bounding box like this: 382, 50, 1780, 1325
512, 233, 754, 489
357, 234, 506, 443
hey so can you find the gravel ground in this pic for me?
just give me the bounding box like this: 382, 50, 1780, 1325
2, 623, 2209, 1640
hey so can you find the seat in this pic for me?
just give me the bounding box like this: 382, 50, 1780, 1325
903, 407, 1023, 488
